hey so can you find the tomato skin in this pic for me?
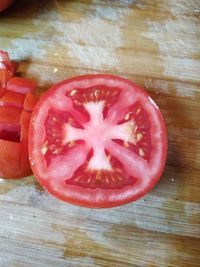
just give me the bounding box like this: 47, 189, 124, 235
23, 92, 38, 112
29, 74, 167, 208
0, 0, 14, 12
0, 51, 38, 179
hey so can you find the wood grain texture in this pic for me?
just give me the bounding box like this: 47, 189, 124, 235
0, 0, 200, 266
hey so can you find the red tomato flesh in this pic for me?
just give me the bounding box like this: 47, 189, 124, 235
29, 74, 167, 208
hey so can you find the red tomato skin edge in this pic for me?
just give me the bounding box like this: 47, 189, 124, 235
29, 74, 168, 208
0, 0, 14, 12
4, 167, 31, 180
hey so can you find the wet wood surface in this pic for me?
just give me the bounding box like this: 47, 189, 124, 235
0, 0, 200, 266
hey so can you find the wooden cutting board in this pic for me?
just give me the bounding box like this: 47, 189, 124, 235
0, 0, 199, 266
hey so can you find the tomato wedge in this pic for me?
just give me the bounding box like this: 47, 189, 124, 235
0, 50, 38, 179
29, 74, 167, 208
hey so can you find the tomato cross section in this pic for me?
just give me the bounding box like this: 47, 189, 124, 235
29, 74, 167, 208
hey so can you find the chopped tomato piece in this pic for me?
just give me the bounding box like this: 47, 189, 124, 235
0, 50, 38, 179
7, 77, 36, 94
0, 106, 21, 124
0, 140, 21, 178
0, 50, 17, 88
0, 90, 25, 108
23, 92, 38, 112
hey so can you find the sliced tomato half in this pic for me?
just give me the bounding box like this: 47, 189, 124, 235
29, 74, 167, 208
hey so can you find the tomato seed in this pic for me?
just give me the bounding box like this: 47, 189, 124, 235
70, 89, 77, 96
105, 176, 109, 184
124, 112, 131, 121
111, 176, 116, 182
112, 91, 118, 96
54, 147, 63, 154
134, 125, 138, 132
105, 91, 110, 97
137, 133, 143, 142
94, 90, 100, 98
139, 148, 145, 157
87, 176, 92, 183
124, 141, 129, 148
68, 141, 76, 148
136, 108, 141, 115
119, 175, 123, 181
41, 145, 48, 155
52, 117, 59, 122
